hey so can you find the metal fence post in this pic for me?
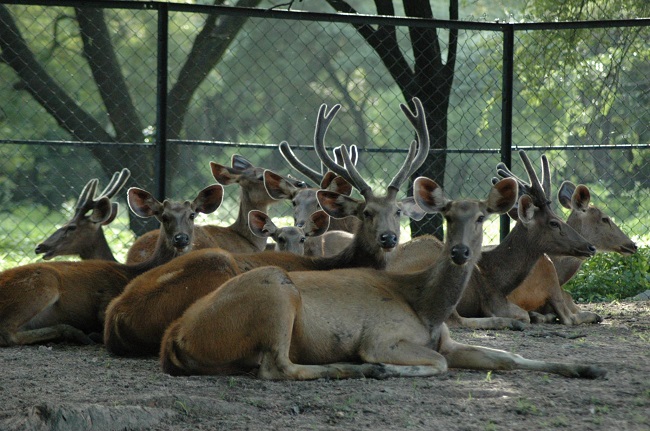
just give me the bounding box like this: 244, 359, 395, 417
155, 3, 169, 201
500, 24, 514, 241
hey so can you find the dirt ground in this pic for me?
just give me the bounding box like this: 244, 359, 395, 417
0, 301, 648, 431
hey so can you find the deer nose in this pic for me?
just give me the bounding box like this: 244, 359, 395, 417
451, 245, 471, 265
173, 234, 190, 248
379, 232, 398, 249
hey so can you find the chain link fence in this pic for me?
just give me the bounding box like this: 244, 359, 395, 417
0, 1, 648, 267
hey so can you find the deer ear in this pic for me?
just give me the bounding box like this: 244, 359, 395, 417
317, 190, 362, 219
248, 210, 277, 238
571, 184, 591, 212
128, 188, 162, 218
412, 177, 449, 213
304, 210, 330, 237
90, 197, 114, 224
517, 194, 538, 225
557, 181, 576, 209
486, 178, 518, 215
264, 170, 298, 200
192, 184, 224, 214
210, 161, 240, 185
101, 202, 120, 226
231, 154, 254, 171
398, 197, 427, 221
323, 174, 353, 196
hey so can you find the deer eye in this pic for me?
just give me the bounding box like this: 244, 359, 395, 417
292, 200, 297, 207
189, 213, 196, 221
300, 237, 306, 243
476, 215, 485, 223
549, 220, 560, 228
396, 208, 402, 217
363, 210, 372, 219
278, 237, 286, 243
161, 214, 170, 223
602, 217, 610, 225
66, 225, 77, 232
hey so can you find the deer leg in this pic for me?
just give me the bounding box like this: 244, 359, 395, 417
437, 324, 606, 379
447, 310, 526, 331
0, 282, 68, 346
11, 325, 94, 346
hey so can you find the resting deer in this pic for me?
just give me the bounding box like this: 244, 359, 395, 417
160, 175, 605, 380
263, 169, 356, 257
506, 179, 637, 325
387, 151, 597, 330
126, 156, 304, 263
0, 184, 223, 347
277, 141, 360, 233
35, 168, 130, 261
248, 210, 330, 255
103, 98, 429, 357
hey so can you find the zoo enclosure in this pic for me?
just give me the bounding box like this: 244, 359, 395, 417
0, 1, 649, 266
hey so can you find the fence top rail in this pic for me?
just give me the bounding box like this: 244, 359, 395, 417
3, 0, 649, 33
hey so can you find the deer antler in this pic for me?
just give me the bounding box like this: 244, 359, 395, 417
313, 104, 373, 196
74, 168, 131, 217
497, 151, 550, 207
279, 141, 323, 185
97, 168, 131, 200
387, 97, 430, 196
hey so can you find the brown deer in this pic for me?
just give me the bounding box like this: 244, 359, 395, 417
248, 210, 330, 255
506, 180, 638, 325
103, 98, 429, 357
0, 184, 223, 347
277, 141, 359, 234
263, 169, 359, 257
35, 168, 130, 261
387, 151, 597, 330
160, 176, 605, 380
126, 156, 305, 263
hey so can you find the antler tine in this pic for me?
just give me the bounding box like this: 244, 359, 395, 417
387, 140, 417, 193
518, 150, 548, 202
388, 97, 430, 191
313, 104, 356, 186
97, 168, 131, 200
339, 144, 371, 196
74, 178, 99, 212
540, 154, 552, 198
279, 141, 323, 185
334, 144, 358, 167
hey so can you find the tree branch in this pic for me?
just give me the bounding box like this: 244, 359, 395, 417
0, 5, 112, 142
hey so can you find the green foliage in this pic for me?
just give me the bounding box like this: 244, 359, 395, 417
564, 247, 650, 302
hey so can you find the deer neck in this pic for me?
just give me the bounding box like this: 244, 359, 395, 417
80, 231, 117, 262
476, 222, 546, 296
122, 233, 187, 279
310, 229, 389, 271
396, 243, 479, 332
229, 189, 271, 252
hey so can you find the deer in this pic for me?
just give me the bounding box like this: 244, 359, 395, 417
277, 141, 360, 233
159, 175, 606, 380
503, 177, 638, 325
0, 184, 224, 347
103, 97, 429, 357
387, 150, 597, 330
34, 168, 130, 262
263, 169, 356, 257
248, 210, 330, 255
125, 156, 305, 263
269, 142, 360, 256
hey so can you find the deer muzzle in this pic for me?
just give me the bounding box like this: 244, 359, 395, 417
451, 245, 471, 265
